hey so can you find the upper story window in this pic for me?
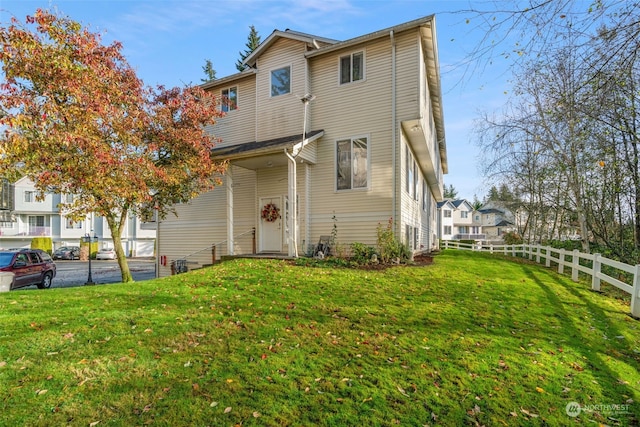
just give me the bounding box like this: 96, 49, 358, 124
271, 66, 291, 96
336, 136, 368, 191
221, 86, 238, 112
340, 51, 364, 84
444, 209, 452, 218
24, 191, 42, 203
461, 211, 468, 219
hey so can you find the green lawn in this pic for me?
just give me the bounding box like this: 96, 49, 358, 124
1, 250, 638, 426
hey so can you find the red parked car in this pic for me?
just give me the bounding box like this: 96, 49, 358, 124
0, 249, 57, 290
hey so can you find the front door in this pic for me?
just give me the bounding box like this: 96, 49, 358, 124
259, 196, 282, 253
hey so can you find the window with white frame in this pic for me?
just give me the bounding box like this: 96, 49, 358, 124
24, 191, 35, 203
340, 51, 364, 84
459, 226, 469, 234
422, 178, 428, 211
270, 66, 291, 96
65, 194, 74, 203
404, 225, 419, 251
65, 217, 83, 229
221, 86, 238, 112
444, 225, 452, 235
336, 136, 368, 190
461, 211, 468, 218
405, 146, 418, 199
444, 209, 452, 218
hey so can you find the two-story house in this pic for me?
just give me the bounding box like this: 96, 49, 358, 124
437, 199, 484, 241
0, 177, 156, 255
156, 15, 448, 275
478, 202, 515, 241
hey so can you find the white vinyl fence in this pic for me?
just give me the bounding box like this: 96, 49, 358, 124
441, 241, 640, 319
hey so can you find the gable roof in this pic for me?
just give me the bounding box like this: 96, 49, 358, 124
243, 29, 339, 69
437, 200, 455, 209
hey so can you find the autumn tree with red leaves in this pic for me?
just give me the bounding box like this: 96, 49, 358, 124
0, 9, 226, 282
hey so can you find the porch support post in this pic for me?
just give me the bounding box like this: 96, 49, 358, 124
226, 166, 234, 255
304, 162, 310, 256
285, 150, 298, 257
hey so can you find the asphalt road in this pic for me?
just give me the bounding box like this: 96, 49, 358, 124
18, 258, 157, 291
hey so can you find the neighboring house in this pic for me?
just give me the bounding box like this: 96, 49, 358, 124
0, 177, 156, 256
156, 15, 448, 276
437, 198, 484, 241
477, 203, 516, 241
437, 199, 455, 240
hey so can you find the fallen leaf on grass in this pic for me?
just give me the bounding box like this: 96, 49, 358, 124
467, 405, 481, 415
0, 361, 6, 368
210, 401, 218, 407
89, 421, 100, 427
521, 408, 539, 418
224, 407, 232, 413
570, 362, 584, 371
535, 387, 544, 393
253, 412, 261, 418
35, 389, 48, 396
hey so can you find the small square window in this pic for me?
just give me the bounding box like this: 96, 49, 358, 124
340, 51, 364, 84
271, 66, 291, 96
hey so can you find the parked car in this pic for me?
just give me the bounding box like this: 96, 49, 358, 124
0, 249, 56, 290
53, 246, 80, 260
96, 247, 116, 260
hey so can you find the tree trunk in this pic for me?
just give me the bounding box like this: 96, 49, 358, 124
105, 211, 133, 283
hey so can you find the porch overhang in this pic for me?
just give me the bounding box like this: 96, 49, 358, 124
212, 130, 324, 170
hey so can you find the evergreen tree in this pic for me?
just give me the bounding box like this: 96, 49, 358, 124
443, 184, 458, 199
236, 25, 261, 72
201, 59, 216, 82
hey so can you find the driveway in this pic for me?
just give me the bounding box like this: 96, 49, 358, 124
17, 258, 157, 290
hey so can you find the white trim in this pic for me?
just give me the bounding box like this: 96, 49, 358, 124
334, 133, 371, 193
337, 48, 366, 86
269, 64, 293, 97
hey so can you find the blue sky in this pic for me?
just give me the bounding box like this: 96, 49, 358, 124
0, 0, 513, 201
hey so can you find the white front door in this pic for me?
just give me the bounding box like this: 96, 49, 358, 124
259, 196, 282, 252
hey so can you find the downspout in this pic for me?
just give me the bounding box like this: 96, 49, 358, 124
390, 30, 398, 235
226, 166, 234, 255
285, 149, 298, 257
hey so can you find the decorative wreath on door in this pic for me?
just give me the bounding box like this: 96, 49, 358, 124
261, 203, 280, 222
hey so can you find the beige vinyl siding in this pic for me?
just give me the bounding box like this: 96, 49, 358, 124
157, 165, 256, 277
255, 38, 308, 142
204, 75, 257, 148
306, 36, 397, 246
393, 31, 421, 122
395, 30, 445, 200
400, 137, 423, 251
